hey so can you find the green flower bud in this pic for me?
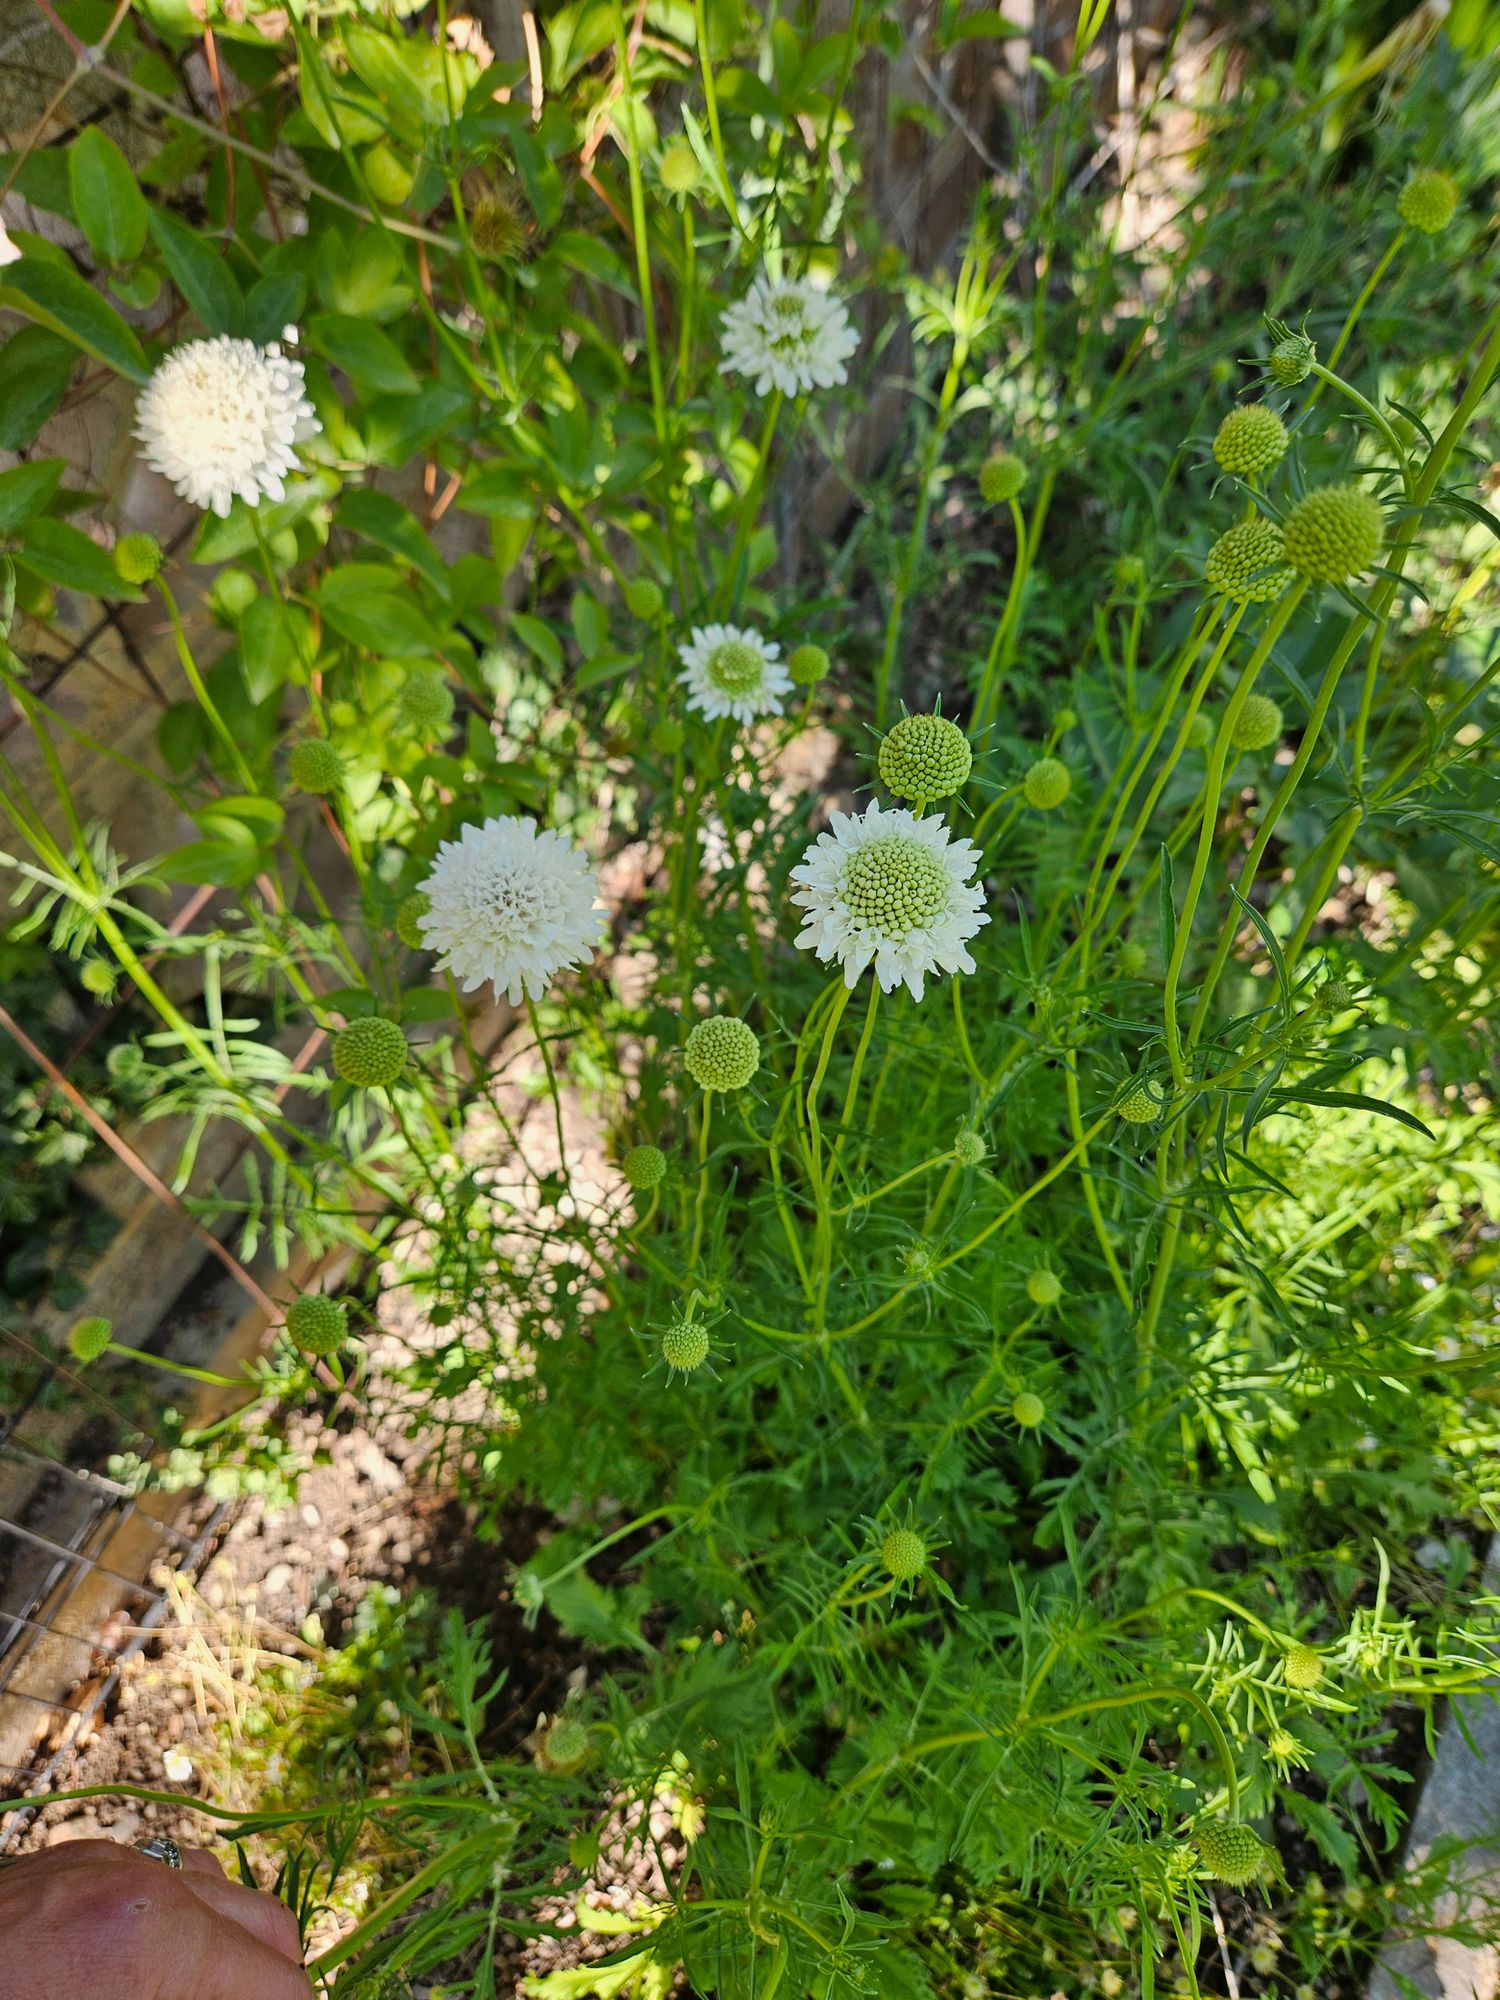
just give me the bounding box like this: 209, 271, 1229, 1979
285, 1294, 349, 1356
788, 643, 830, 686
877, 711, 973, 802
661, 1315, 710, 1373
1282, 484, 1383, 583
879, 1527, 928, 1580
1205, 520, 1295, 603
114, 534, 163, 585
287, 739, 343, 795
658, 140, 700, 195
1268, 332, 1316, 387
1116, 1075, 1167, 1124
67, 1316, 113, 1364
684, 1015, 760, 1093
332, 1017, 408, 1089
395, 892, 430, 951
1195, 1821, 1270, 1888
1231, 693, 1283, 753
1397, 167, 1458, 235
1118, 940, 1148, 977
1283, 1644, 1324, 1690
1186, 713, 1214, 750
1055, 706, 1078, 731
622, 1143, 667, 1190
624, 577, 664, 620
979, 450, 1027, 504
539, 1714, 591, 1773
398, 672, 456, 739
953, 1127, 986, 1168
1023, 756, 1071, 810
1025, 1268, 1062, 1307
80, 959, 115, 998
1212, 404, 1288, 479
1315, 977, 1353, 1013
650, 717, 686, 756
1011, 1390, 1045, 1429
211, 566, 258, 622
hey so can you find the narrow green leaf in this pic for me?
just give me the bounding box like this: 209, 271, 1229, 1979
16, 518, 142, 598
147, 207, 244, 336
69, 127, 149, 265
1157, 842, 1176, 968
0, 256, 148, 380
1266, 1087, 1434, 1141
510, 611, 563, 675
1229, 886, 1291, 1013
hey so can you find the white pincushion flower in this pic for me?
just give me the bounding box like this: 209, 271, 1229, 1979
416, 814, 603, 1005
135, 335, 320, 517
719, 272, 859, 397
790, 799, 989, 1001
678, 622, 792, 726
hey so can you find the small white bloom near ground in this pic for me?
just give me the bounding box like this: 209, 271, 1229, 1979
135, 335, 320, 517
417, 814, 603, 1005
719, 273, 859, 397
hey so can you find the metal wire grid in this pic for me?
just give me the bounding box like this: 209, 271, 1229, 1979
0, 1328, 221, 1851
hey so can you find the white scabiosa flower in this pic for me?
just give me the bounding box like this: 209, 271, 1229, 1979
790, 799, 989, 1001
135, 335, 319, 517
677, 622, 792, 726
719, 272, 859, 397
416, 815, 603, 1005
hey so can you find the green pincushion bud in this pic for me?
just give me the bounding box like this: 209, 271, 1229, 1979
880, 1527, 928, 1580
67, 1316, 113, 1364
398, 672, 456, 738
288, 739, 343, 795
788, 644, 830, 686
953, 1127, 986, 1168
1283, 1644, 1324, 1690
1195, 1822, 1270, 1887
979, 450, 1027, 504
622, 1143, 667, 1190
877, 712, 973, 802
1055, 706, 1078, 731
1186, 713, 1214, 750
1025, 1268, 1062, 1307
1116, 1075, 1166, 1124
285, 1294, 349, 1356
539, 1714, 591, 1773
1205, 520, 1295, 603
625, 577, 664, 620
80, 959, 115, 998
1268, 332, 1316, 387
1212, 404, 1288, 479
395, 893, 430, 950
1282, 484, 1383, 583
333, 1017, 408, 1089
1023, 757, 1071, 810
1231, 693, 1284, 753
650, 717, 686, 756
658, 140, 700, 194
1118, 940, 1148, 977
1011, 1391, 1045, 1429
114, 534, 163, 584
684, 1015, 760, 1093
1397, 168, 1458, 235
661, 1315, 710, 1373
1315, 978, 1353, 1013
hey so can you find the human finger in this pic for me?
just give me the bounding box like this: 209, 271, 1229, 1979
181, 1868, 306, 1964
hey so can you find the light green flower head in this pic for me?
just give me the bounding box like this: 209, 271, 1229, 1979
1212, 404, 1288, 479
684, 1015, 760, 1093
877, 711, 972, 803
1397, 167, 1458, 235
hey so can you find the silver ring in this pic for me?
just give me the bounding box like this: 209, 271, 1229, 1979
136, 1837, 183, 1869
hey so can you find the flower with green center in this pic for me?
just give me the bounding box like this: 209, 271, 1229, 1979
677, 622, 792, 725
285, 1294, 349, 1356
1116, 1075, 1167, 1124
1268, 332, 1316, 387
417, 814, 602, 1005
622, 1143, 667, 1190
658, 140, 700, 195
1282, 484, 1383, 583
1012, 1391, 1045, 1429
953, 1127, 986, 1168
1266, 1727, 1304, 1770
67, 1316, 113, 1364
1231, 693, 1284, 753
1195, 1822, 1271, 1888
877, 711, 973, 802
333, 1017, 408, 1089
1023, 757, 1071, 810
1025, 1268, 1062, 1307
114, 534, 163, 585
625, 577, 664, 619
788, 643, 830, 686
661, 1315, 710, 1374
719, 271, 859, 397
398, 671, 455, 739
1205, 520, 1295, 603
1397, 167, 1458, 235
287, 739, 343, 795
880, 1527, 928, 1580
1212, 404, 1288, 479
684, 1015, 760, 1093
792, 800, 989, 1001
1283, 1644, 1324, 1690
979, 450, 1026, 504
395, 892, 430, 950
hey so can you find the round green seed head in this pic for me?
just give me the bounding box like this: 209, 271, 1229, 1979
1397, 168, 1458, 235
661, 1316, 710, 1372
1055, 706, 1078, 731
1116, 1076, 1166, 1124
877, 712, 973, 802
1269, 332, 1316, 387
1011, 1391, 1045, 1429
979, 450, 1027, 504
788, 643, 830, 686
1212, 404, 1288, 479
287, 739, 344, 795
395, 892, 430, 951
1316, 978, 1353, 1013
1282, 484, 1383, 583
684, 1015, 760, 1093
1231, 693, 1284, 753
67, 1316, 113, 1364
625, 577, 664, 620
1118, 940, 1148, 977
658, 140, 700, 195
1023, 756, 1071, 811
285, 1293, 349, 1356
1186, 713, 1214, 750
540, 1714, 591, 1772
650, 717, 686, 756
398, 672, 456, 738
114, 534, 163, 585
333, 1017, 408, 1089
622, 1143, 667, 1190
880, 1527, 928, 1580
1283, 1644, 1324, 1690
1205, 520, 1295, 603
1195, 1821, 1270, 1888
953, 1127, 986, 1168
1025, 1268, 1062, 1307
80, 959, 115, 998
